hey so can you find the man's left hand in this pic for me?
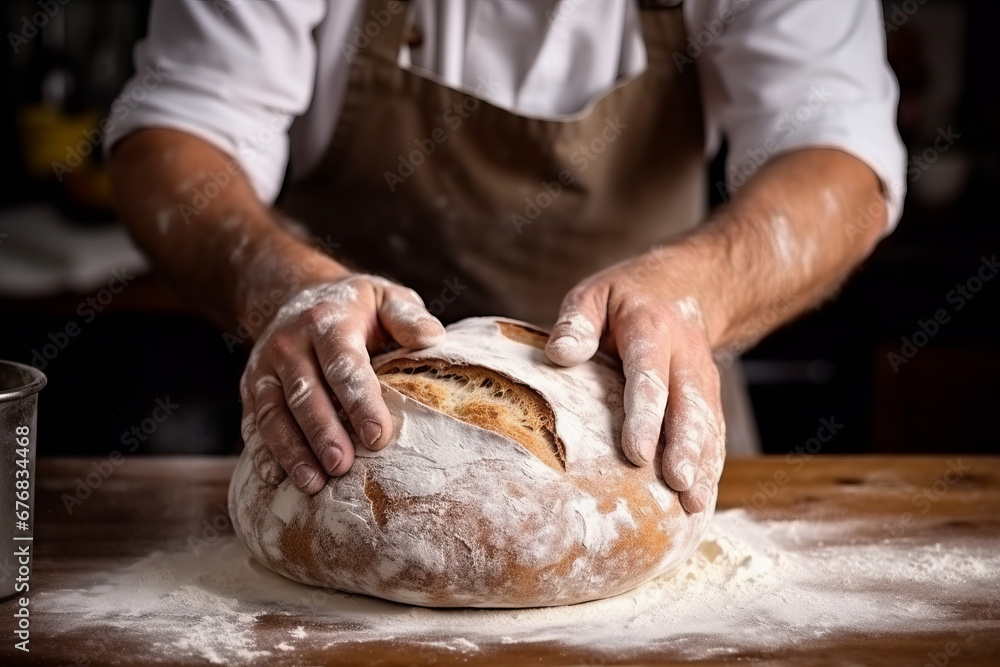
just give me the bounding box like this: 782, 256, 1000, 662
545, 248, 726, 513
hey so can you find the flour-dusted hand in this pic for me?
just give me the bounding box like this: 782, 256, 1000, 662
240, 275, 446, 493
546, 249, 726, 513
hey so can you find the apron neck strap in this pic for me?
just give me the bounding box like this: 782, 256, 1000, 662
638, 0, 688, 63
361, 0, 412, 65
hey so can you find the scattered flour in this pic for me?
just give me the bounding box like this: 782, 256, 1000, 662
770, 214, 794, 268
35, 510, 1000, 663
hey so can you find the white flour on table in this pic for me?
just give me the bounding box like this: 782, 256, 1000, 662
37, 510, 999, 663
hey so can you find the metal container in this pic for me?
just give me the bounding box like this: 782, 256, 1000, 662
0, 361, 46, 600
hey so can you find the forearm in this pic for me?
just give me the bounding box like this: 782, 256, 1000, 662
108, 129, 349, 336
673, 149, 887, 355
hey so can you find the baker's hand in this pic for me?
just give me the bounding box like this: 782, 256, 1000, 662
240, 274, 445, 493
545, 250, 725, 513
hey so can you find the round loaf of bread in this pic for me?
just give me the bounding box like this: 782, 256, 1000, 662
228, 316, 714, 608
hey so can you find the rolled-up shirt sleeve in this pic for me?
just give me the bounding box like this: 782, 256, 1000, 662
692, 0, 907, 232
104, 0, 327, 204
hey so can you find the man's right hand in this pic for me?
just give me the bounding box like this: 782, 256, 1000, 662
239, 274, 446, 494
108, 131, 446, 494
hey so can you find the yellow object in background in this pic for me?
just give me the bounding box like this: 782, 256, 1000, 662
16, 103, 113, 212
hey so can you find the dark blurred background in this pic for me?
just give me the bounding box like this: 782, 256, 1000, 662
1, 0, 997, 459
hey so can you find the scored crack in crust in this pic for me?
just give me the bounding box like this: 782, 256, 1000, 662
377, 360, 566, 473
495, 321, 549, 349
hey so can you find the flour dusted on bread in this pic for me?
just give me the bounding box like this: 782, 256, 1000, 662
229, 317, 714, 607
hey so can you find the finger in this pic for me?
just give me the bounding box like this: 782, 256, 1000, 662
251, 360, 327, 494
546, 286, 606, 367
240, 374, 285, 485
663, 365, 725, 509
274, 359, 355, 477
317, 328, 394, 450
378, 284, 446, 349
618, 332, 671, 467
679, 431, 726, 514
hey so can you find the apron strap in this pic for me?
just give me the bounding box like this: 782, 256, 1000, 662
360, 0, 413, 65
638, 0, 690, 63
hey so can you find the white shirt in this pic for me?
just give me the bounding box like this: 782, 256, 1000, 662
107, 0, 907, 229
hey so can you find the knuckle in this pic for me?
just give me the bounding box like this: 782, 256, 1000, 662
301, 304, 338, 334
240, 414, 256, 441
308, 425, 342, 450
388, 284, 423, 305
324, 351, 363, 384
253, 374, 281, 396
560, 288, 591, 314
623, 343, 664, 377
384, 295, 430, 324
353, 273, 380, 286
344, 388, 377, 417
252, 446, 274, 469
349, 274, 384, 297
267, 439, 304, 467
255, 400, 283, 427
629, 304, 670, 331
265, 334, 296, 362
285, 376, 313, 409
626, 407, 663, 433
633, 368, 668, 395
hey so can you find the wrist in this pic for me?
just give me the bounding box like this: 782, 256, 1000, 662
646, 232, 732, 349
236, 239, 351, 340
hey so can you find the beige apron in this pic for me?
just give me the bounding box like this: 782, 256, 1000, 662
281, 0, 759, 455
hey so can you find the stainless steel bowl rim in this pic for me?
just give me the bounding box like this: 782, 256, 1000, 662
0, 360, 47, 403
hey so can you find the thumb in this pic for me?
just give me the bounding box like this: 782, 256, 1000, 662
546, 286, 606, 367
378, 283, 446, 349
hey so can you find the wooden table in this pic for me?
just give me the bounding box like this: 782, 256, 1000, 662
3, 456, 999, 666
